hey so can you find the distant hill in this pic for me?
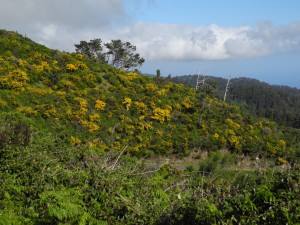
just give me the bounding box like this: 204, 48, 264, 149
171, 75, 300, 128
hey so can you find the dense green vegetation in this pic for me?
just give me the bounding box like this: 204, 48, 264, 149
0, 29, 299, 224
172, 75, 300, 128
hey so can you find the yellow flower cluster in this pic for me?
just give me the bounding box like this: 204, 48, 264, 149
66, 63, 77, 72
213, 133, 219, 139
70, 136, 81, 145
140, 122, 153, 131
225, 118, 241, 130
277, 139, 286, 150
32, 64, 43, 73
80, 120, 100, 132
60, 79, 74, 88
276, 157, 287, 165
228, 135, 239, 144
123, 97, 132, 110
163, 82, 174, 90
126, 72, 139, 81
76, 97, 87, 109
226, 129, 236, 136
173, 103, 181, 110
75, 62, 88, 70
56, 90, 66, 97
75, 97, 88, 118
149, 101, 156, 110
156, 130, 163, 136
146, 83, 157, 92
181, 97, 193, 109
151, 107, 171, 123
272, 139, 286, 156
52, 60, 60, 71
118, 71, 139, 82
16, 106, 38, 116
26, 86, 53, 96
0, 98, 8, 108
225, 128, 242, 150
89, 113, 100, 122
165, 105, 172, 111
125, 125, 135, 135
32, 51, 42, 59
0, 69, 29, 89
76, 89, 88, 97
156, 88, 168, 96
134, 101, 147, 113
95, 100, 106, 110
17, 59, 27, 68
83, 73, 96, 85
43, 108, 57, 118
33, 61, 51, 73
76, 53, 84, 60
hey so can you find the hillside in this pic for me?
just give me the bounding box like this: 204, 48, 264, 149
0, 29, 299, 224
172, 75, 300, 128
1, 29, 298, 159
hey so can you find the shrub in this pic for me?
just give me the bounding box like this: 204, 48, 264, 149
0, 69, 29, 89
151, 107, 171, 123
95, 100, 106, 110
199, 151, 223, 173
66, 63, 77, 72
0, 112, 33, 148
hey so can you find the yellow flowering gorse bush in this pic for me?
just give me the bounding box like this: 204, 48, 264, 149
95, 100, 106, 110
66, 63, 77, 72
16, 106, 38, 116
123, 97, 132, 110
151, 107, 171, 123
0, 69, 29, 89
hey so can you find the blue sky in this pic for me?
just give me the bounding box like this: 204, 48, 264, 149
132, 1, 300, 26
130, 0, 300, 87
1, 0, 300, 87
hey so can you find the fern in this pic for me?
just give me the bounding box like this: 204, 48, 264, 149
39, 188, 86, 222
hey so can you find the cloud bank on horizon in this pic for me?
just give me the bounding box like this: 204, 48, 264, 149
123, 21, 300, 61
1, 0, 300, 61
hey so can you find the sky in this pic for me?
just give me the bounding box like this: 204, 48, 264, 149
1, 0, 300, 87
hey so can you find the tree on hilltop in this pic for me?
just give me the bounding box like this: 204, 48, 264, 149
105, 39, 145, 70
74, 38, 106, 62
75, 38, 145, 70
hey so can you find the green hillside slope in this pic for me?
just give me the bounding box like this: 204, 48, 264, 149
0, 29, 299, 224
1, 29, 298, 160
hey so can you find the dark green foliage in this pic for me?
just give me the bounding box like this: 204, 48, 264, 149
158, 165, 300, 225
1, 141, 298, 224
198, 151, 223, 173
0, 112, 32, 149
105, 39, 145, 69
75, 38, 106, 62
74, 38, 145, 70
172, 75, 300, 128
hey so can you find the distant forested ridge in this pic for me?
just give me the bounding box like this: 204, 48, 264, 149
172, 75, 300, 128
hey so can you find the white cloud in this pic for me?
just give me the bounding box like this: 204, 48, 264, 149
0, 0, 125, 29
1, 0, 299, 62
38, 24, 57, 41
117, 22, 300, 61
